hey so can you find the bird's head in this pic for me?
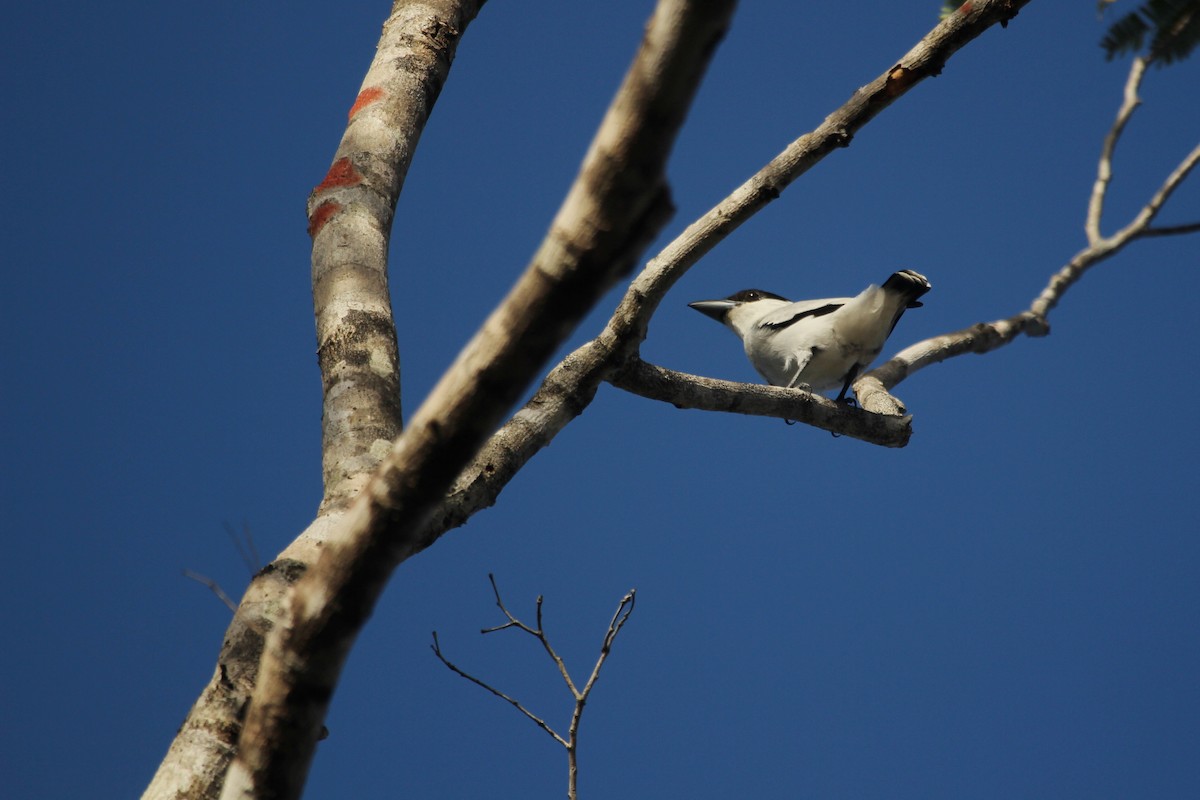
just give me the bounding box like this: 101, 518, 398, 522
688, 289, 790, 329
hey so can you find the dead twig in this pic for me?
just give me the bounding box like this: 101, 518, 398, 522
856, 54, 1200, 414
183, 569, 238, 614
432, 575, 636, 800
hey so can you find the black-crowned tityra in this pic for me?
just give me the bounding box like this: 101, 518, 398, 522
688, 269, 931, 403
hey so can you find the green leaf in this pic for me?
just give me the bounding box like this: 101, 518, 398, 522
1101, 0, 1200, 64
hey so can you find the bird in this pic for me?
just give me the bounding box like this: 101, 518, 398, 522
688, 269, 931, 403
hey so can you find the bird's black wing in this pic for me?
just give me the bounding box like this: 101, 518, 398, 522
759, 301, 844, 330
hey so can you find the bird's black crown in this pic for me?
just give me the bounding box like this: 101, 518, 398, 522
726, 288, 789, 303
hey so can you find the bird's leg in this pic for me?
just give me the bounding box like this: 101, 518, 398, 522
834, 366, 860, 406
785, 373, 811, 391
829, 367, 861, 437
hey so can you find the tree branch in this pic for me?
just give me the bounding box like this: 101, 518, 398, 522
142, 5, 487, 797
854, 312, 1050, 414
309, 0, 488, 513
480, 573, 580, 697
144, 4, 1042, 798
856, 57, 1199, 411
432, 579, 636, 800
610, 357, 913, 446
1143, 220, 1200, 236
412, 0, 1035, 551
182, 570, 239, 614
430, 631, 570, 748
1114, 140, 1200, 243
1087, 55, 1147, 245
219, 5, 733, 799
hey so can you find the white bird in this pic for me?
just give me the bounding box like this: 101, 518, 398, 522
688, 269, 931, 403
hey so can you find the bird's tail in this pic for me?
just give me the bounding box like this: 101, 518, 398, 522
882, 269, 932, 308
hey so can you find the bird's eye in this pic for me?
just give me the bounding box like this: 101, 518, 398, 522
728, 288, 779, 303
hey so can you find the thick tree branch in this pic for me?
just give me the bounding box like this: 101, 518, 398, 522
142, 5, 486, 798
308, 0, 487, 513
412, 0, 1035, 550
145, 4, 1041, 798
219, 5, 734, 799
603, 0, 1035, 345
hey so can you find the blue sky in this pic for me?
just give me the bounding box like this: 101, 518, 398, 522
3, 2, 1199, 798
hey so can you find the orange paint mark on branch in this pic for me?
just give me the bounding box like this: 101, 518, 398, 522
885, 65, 916, 97
314, 158, 362, 194
307, 200, 343, 239
348, 87, 385, 121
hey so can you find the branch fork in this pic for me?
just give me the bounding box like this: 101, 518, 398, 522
431, 575, 636, 800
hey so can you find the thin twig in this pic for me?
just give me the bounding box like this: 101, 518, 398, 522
1115, 140, 1200, 241
482, 573, 580, 697
481, 572, 535, 635
430, 631, 569, 748
432, 579, 637, 800
223, 521, 261, 575
858, 56, 1200, 413
1032, 139, 1200, 319
566, 589, 635, 798
1143, 220, 1200, 236
1087, 55, 1148, 244
575, 591, 636, 715
182, 569, 238, 613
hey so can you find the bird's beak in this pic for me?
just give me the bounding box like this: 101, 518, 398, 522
688, 299, 737, 322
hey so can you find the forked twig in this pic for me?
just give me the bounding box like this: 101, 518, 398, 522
854, 53, 1200, 415
430, 631, 569, 747
431, 575, 636, 800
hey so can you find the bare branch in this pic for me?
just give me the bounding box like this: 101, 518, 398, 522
481, 574, 580, 697
1087, 55, 1148, 244
183, 569, 239, 614
480, 573, 537, 635
567, 590, 635, 800
611, 357, 913, 446
148, 4, 1046, 797
855, 312, 1050, 414
1115, 140, 1200, 241
858, 58, 1199, 411
604, 0, 1036, 348
307, 0, 487, 513
1033, 137, 1200, 321
223, 521, 261, 574
433, 581, 637, 800
578, 591, 636, 702
415, 0, 1036, 557
430, 631, 569, 748
1143, 220, 1200, 236
221, 5, 734, 799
